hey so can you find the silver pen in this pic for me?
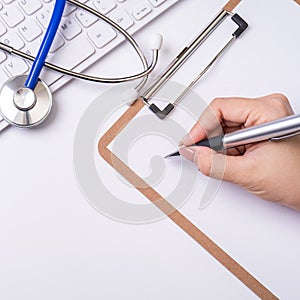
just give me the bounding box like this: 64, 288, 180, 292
165, 114, 300, 158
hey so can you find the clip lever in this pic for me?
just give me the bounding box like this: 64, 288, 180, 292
231, 13, 248, 38
148, 103, 175, 120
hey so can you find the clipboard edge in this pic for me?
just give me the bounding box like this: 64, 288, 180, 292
98, 99, 278, 300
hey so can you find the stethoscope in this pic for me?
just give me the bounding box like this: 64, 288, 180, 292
0, 0, 162, 128
0, 0, 248, 128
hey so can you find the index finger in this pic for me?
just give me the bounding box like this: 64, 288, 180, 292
180, 97, 256, 146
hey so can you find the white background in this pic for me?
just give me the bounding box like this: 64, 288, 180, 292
0, 0, 300, 299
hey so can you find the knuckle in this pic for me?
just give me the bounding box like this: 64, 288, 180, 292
269, 93, 292, 114
200, 165, 211, 177
271, 93, 288, 103
210, 97, 223, 108
197, 157, 212, 177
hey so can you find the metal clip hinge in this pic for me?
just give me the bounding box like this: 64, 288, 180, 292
145, 12, 248, 119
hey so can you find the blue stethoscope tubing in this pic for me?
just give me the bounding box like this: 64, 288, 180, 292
25, 0, 67, 90
0, 0, 162, 85
0, 0, 162, 128
0, 0, 68, 128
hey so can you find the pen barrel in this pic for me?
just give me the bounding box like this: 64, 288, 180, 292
223, 114, 300, 148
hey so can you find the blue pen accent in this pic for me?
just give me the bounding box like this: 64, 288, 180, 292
25, 0, 66, 90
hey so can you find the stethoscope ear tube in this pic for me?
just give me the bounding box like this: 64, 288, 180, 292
0, 0, 161, 87
25, 0, 67, 90
0, 0, 162, 129
0, 0, 66, 128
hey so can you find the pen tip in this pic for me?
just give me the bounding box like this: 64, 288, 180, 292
164, 151, 180, 158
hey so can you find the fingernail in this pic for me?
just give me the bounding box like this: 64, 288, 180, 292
179, 134, 192, 146
179, 147, 195, 162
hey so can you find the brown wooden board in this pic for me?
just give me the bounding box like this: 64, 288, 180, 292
98, 1, 278, 299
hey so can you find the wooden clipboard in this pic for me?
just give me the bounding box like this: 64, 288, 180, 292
98, 1, 278, 299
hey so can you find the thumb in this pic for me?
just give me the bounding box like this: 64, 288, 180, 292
180, 146, 249, 184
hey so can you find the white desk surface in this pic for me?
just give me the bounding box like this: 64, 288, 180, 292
0, 1, 300, 299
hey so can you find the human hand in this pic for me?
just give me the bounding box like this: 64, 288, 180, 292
179, 94, 300, 211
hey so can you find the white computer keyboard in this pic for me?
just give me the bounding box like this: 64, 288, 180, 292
0, 0, 179, 92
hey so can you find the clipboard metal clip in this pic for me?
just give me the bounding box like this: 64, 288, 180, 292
141, 10, 248, 119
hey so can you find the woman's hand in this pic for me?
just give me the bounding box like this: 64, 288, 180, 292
179, 94, 300, 210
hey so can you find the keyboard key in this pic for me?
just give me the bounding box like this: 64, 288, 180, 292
87, 21, 116, 48
0, 21, 7, 36
132, 2, 152, 21
60, 18, 82, 40
19, 19, 42, 42
19, 0, 42, 15
1, 32, 25, 49
63, 3, 77, 17
54, 36, 95, 68
0, 51, 6, 63
76, 9, 97, 28
0, 68, 9, 86
147, 0, 167, 7
109, 8, 134, 30
49, 33, 64, 53
36, 7, 51, 29
23, 42, 40, 56
1, 6, 24, 28
93, 0, 117, 15
5, 56, 28, 76
0, 0, 179, 92
0, 117, 9, 130
43, 35, 95, 85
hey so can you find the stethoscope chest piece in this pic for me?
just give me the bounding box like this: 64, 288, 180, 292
0, 75, 52, 128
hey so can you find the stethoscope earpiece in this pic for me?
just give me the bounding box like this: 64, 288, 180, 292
149, 33, 163, 50
0, 75, 52, 128
0, 1, 249, 128
121, 88, 139, 106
